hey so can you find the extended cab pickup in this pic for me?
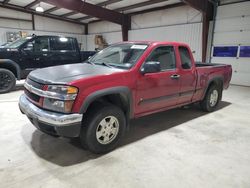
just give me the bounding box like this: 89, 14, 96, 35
19, 41, 232, 153
0, 35, 95, 93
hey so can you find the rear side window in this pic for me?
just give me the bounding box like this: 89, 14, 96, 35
50, 37, 75, 52
146, 46, 176, 71
179, 46, 192, 69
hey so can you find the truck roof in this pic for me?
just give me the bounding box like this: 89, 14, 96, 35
117, 41, 189, 47
32, 35, 76, 39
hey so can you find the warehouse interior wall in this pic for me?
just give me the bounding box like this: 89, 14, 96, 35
0, 7, 87, 50
0, 5, 203, 60
87, 5, 203, 61
0, 4, 222, 63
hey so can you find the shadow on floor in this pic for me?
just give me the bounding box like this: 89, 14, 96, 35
29, 101, 231, 166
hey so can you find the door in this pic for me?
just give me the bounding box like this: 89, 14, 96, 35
20, 36, 50, 75
135, 46, 180, 115
48, 37, 81, 67
211, 1, 250, 86
178, 46, 197, 104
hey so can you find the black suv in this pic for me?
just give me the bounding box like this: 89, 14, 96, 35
0, 35, 95, 93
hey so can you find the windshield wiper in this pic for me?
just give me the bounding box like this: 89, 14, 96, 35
85, 60, 95, 65
98, 62, 114, 68
92, 60, 114, 68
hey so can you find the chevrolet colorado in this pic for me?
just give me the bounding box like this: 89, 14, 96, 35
19, 41, 232, 153
0, 35, 95, 93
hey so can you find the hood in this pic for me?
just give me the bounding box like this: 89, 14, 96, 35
28, 63, 125, 84
0, 48, 18, 59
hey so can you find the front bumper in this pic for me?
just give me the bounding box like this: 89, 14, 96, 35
19, 94, 83, 137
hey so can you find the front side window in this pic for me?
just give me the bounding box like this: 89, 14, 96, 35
146, 46, 176, 71
32, 37, 49, 52
179, 46, 192, 69
89, 43, 148, 69
50, 37, 75, 52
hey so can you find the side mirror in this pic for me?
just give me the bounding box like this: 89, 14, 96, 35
23, 42, 33, 51
141, 61, 161, 74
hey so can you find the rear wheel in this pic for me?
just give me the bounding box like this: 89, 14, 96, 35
200, 84, 221, 112
0, 68, 16, 94
80, 104, 126, 154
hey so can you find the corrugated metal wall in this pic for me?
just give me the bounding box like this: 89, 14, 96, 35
129, 23, 202, 61
87, 5, 203, 61
0, 7, 86, 49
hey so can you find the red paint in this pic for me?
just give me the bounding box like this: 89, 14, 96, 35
69, 41, 232, 118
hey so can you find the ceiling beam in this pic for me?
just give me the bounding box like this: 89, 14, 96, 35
25, 0, 40, 9
3, 0, 10, 5
0, 16, 31, 22
44, 6, 59, 13
129, 2, 185, 16
61, 11, 78, 18
79, 0, 169, 21
77, 0, 123, 21
97, 0, 123, 7
42, 0, 125, 25
89, 2, 185, 24
116, 0, 168, 12
0, 3, 87, 26
182, 0, 209, 13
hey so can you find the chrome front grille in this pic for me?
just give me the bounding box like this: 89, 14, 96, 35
24, 78, 44, 104
26, 78, 44, 90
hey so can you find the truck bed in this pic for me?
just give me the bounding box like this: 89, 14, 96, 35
194, 62, 232, 91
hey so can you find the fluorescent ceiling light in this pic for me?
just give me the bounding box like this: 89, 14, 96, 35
36, 6, 44, 12
59, 37, 68, 42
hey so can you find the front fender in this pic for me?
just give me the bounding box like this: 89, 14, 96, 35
0, 59, 21, 80
79, 86, 134, 119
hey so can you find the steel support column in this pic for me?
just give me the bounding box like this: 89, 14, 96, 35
202, 13, 209, 62
122, 15, 131, 41
183, 0, 213, 62
32, 13, 35, 30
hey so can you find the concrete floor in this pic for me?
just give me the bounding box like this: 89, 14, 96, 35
0, 83, 250, 188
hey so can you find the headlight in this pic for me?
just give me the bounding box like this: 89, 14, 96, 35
43, 85, 78, 113
47, 85, 78, 99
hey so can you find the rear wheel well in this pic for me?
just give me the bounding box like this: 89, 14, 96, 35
206, 78, 223, 100
210, 79, 223, 88
0, 64, 17, 78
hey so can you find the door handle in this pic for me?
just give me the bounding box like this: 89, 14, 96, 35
171, 74, 180, 79
43, 54, 48, 56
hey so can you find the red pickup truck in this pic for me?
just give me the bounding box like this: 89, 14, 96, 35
19, 41, 232, 153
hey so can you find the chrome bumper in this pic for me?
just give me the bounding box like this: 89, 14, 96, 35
19, 94, 83, 127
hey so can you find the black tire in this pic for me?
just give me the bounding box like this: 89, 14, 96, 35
200, 84, 222, 112
80, 104, 126, 154
0, 68, 16, 94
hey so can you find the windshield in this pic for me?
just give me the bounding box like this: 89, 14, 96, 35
89, 43, 148, 69
5, 38, 30, 48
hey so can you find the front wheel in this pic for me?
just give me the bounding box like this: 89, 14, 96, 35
200, 84, 222, 112
0, 68, 16, 94
80, 104, 126, 154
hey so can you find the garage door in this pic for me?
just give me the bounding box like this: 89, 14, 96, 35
211, 1, 250, 86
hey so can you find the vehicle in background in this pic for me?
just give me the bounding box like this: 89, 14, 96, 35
0, 42, 11, 48
19, 41, 232, 154
0, 35, 96, 93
